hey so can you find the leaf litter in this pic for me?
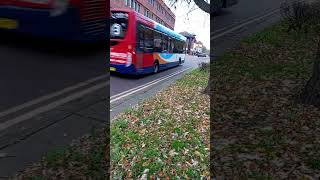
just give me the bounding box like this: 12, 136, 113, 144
212, 22, 320, 179
111, 69, 210, 179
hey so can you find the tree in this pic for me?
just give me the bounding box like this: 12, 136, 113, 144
281, 0, 320, 106
192, 0, 210, 95
168, 0, 211, 94
193, 0, 210, 13
168, 0, 210, 14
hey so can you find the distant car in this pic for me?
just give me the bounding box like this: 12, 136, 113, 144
197, 53, 207, 57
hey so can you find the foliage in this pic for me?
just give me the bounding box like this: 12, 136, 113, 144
212, 20, 320, 178
280, 0, 320, 33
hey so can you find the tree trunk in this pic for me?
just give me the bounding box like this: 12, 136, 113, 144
203, 60, 212, 95
299, 39, 320, 106
203, 78, 211, 95
193, 0, 210, 14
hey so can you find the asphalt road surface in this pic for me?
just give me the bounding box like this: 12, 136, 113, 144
110, 55, 207, 97
0, 33, 106, 112
212, 0, 282, 31
0, 0, 282, 115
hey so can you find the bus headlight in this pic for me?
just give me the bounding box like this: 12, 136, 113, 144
50, 0, 69, 17
126, 52, 132, 67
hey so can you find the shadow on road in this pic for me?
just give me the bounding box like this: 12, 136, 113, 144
0, 32, 107, 57
110, 65, 183, 79
211, 9, 233, 18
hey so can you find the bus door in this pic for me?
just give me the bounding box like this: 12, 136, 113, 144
168, 37, 177, 66
136, 24, 145, 73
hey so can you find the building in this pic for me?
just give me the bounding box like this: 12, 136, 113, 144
193, 41, 203, 54
179, 31, 196, 55
110, 0, 175, 30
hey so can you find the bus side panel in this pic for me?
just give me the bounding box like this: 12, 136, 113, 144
154, 53, 179, 70
0, 6, 105, 42
141, 53, 154, 67
176, 53, 186, 63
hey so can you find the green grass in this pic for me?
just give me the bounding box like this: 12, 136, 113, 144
307, 158, 320, 170
44, 146, 67, 168
213, 21, 316, 82
36, 130, 107, 178
111, 69, 209, 178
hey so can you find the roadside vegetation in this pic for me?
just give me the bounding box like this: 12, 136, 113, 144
111, 67, 209, 179
212, 0, 320, 178
13, 66, 209, 179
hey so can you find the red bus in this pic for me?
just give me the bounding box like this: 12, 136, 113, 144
0, 0, 107, 42
110, 8, 187, 75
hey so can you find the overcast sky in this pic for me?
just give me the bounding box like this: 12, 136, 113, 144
165, 0, 210, 49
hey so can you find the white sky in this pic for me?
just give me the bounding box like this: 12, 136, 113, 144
165, 0, 210, 49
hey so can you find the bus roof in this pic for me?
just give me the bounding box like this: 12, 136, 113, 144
111, 8, 187, 42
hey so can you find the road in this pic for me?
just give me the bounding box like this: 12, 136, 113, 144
110, 55, 207, 97
0, 0, 283, 177
0, 33, 106, 112
212, 0, 282, 31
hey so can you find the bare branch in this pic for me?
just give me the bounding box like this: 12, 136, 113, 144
167, 0, 209, 13
193, 0, 210, 13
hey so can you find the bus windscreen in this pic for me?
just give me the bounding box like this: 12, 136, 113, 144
110, 11, 128, 39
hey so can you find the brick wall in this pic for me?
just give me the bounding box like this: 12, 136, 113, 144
110, 0, 175, 30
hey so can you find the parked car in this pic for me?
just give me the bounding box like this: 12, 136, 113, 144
197, 53, 207, 57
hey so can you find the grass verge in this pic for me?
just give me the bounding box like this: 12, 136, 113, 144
212, 21, 320, 178
111, 69, 210, 179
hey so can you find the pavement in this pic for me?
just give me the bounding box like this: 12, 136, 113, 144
0, 0, 283, 177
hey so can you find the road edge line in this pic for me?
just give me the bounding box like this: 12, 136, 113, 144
0, 74, 109, 118
110, 67, 192, 104
0, 81, 109, 131
211, 8, 279, 40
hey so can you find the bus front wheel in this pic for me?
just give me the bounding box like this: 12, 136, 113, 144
153, 62, 159, 73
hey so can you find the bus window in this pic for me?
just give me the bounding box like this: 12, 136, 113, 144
173, 39, 179, 53
154, 31, 162, 53
171, 39, 175, 53
182, 41, 186, 53
137, 25, 145, 52
137, 24, 154, 53
144, 27, 154, 53
173, 40, 185, 54
110, 11, 128, 39
162, 35, 168, 53
168, 38, 173, 53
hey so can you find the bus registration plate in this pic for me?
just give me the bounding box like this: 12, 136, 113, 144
110, 67, 116, 71
0, 18, 18, 29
